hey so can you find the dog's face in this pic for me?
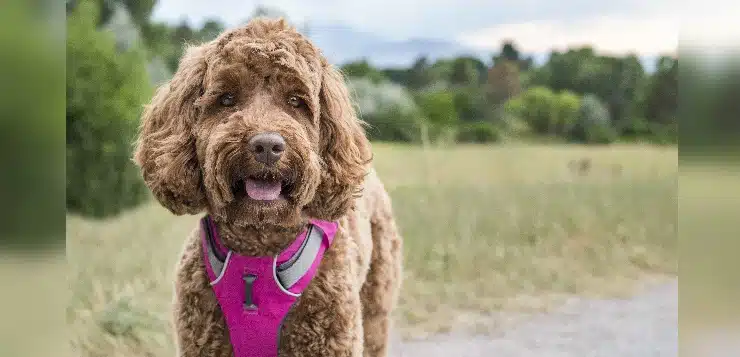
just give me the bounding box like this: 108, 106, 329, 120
134, 19, 371, 228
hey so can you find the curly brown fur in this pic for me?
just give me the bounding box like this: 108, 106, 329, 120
133, 18, 402, 357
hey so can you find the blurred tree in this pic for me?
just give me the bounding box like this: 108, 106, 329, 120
505, 87, 581, 136
341, 59, 387, 84
198, 19, 225, 41
348, 78, 424, 142
492, 40, 532, 71
568, 94, 617, 144
119, 0, 156, 26
530, 47, 647, 127
449, 56, 485, 87
415, 91, 458, 126
505, 86, 556, 134
66, 0, 151, 217
499, 41, 520, 62
83, 0, 155, 27
554, 90, 582, 134
642, 56, 677, 125
456, 121, 501, 143
453, 87, 488, 122
486, 59, 522, 116
382, 67, 411, 86
408, 56, 433, 89
141, 18, 225, 73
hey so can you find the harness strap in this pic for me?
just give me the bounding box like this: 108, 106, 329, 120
201, 215, 327, 290
202, 216, 226, 276
276, 224, 325, 289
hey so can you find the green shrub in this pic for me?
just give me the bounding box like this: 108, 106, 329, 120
66, 1, 151, 218
415, 90, 458, 126
453, 87, 489, 122
568, 94, 618, 144
553, 90, 581, 134
505, 86, 581, 136
456, 122, 501, 143
618, 117, 677, 144
505, 86, 555, 134
348, 78, 425, 142
415, 90, 459, 141
363, 107, 425, 143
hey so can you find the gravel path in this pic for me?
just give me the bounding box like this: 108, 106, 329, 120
391, 279, 677, 357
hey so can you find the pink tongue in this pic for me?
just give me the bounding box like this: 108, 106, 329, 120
244, 179, 282, 201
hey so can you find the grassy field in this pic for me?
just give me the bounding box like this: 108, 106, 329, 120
67, 143, 677, 356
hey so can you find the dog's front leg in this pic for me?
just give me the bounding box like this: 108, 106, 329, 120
277, 236, 364, 357
172, 232, 233, 357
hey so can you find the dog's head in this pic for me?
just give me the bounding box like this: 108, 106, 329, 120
133, 18, 371, 227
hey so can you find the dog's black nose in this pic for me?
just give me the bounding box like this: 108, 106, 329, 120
249, 132, 285, 165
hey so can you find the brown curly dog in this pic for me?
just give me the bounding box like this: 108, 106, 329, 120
133, 18, 402, 357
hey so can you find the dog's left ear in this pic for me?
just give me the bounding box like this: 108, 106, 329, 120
306, 66, 372, 220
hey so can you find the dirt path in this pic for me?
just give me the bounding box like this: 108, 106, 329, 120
391, 279, 677, 357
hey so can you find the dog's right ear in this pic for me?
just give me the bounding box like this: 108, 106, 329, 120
133, 45, 210, 215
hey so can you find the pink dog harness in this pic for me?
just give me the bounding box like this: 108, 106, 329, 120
200, 215, 338, 357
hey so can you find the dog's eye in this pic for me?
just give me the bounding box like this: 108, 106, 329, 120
287, 95, 306, 109
219, 93, 236, 107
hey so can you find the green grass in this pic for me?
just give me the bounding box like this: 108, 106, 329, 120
67, 143, 677, 355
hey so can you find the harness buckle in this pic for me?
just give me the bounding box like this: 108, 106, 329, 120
243, 274, 258, 310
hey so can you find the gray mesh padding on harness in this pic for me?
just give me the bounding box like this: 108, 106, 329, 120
207, 245, 226, 276
276, 224, 324, 289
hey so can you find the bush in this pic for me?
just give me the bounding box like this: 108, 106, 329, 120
568, 94, 618, 144
363, 107, 425, 143
618, 117, 677, 144
505, 86, 581, 136
341, 60, 387, 84
415, 90, 460, 141
415, 90, 458, 126
553, 90, 581, 134
66, 1, 152, 218
348, 78, 425, 142
453, 87, 489, 122
505, 86, 555, 134
456, 122, 501, 143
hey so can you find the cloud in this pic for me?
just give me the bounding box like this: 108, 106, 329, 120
458, 15, 678, 57
151, 0, 673, 43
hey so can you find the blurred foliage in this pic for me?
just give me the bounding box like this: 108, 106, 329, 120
66, 0, 151, 218
348, 78, 424, 142
59, 1, 680, 222
486, 59, 522, 115
456, 121, 501, 143
453, 87, 489, 122
342, 59, 388, 84
568, 94, 618, 144
680, 52, 740, 155
0, 0, 65, 249
505, 86, 580, 136
529, 48, 647, 128
141, 19, 224, 73
92, 0, 156, 27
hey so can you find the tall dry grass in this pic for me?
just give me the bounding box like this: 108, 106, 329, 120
66, 143, 677, 355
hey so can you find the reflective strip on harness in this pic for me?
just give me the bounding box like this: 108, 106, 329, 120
276, 224, 325, 289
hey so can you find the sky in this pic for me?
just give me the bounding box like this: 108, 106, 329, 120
150, 0, 687, 58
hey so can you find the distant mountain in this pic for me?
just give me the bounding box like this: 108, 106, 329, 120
306, 24, 492, 68
306, 23, 659, 72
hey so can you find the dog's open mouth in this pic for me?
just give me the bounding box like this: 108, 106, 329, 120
244, 178, 282, 200
232, 174, 293, 202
